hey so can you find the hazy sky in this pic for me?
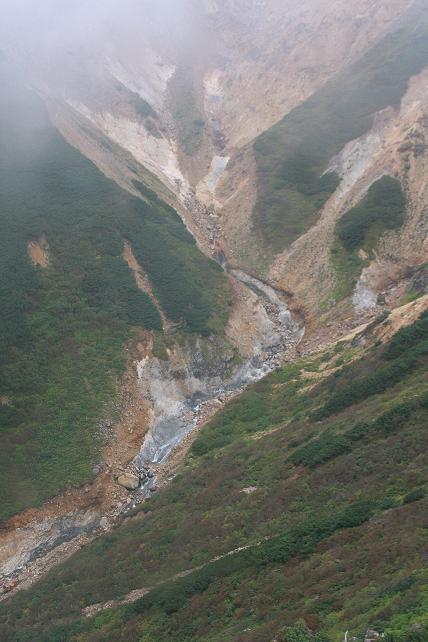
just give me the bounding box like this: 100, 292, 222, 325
1, 0, 208, 58
0, 0, 132, 49
0, 0, 216, 76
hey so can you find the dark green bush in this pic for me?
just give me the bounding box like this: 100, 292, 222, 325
385, 626, 428, 642
383, 312, 428, 361
290, 433, 352, 468
313, 356, 418, 419
293, 400, 417, 469
337, 176, 406, 251
403, 488, 426, 504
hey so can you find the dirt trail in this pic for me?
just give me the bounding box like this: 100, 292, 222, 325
82, 539, 265, 618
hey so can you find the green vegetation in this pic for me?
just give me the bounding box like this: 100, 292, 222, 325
126, 91, 162, 138
191, 389, 270, 455
383, 311, 428, 360
2, 311, 427, 641
253, 17, 428, 251
0, 76, 229, 520
337, 177, 405, 251
385, 627, 428, 642
168, 66, 205, 155
403, 264, 428, 303
332, 177, 406, 299
126, 183, 229, 335
291, 401, 415, 468
312, 313, 427, 420
132, 95, 156, 119
276, 624, 331, 642
151, 332, 169, 361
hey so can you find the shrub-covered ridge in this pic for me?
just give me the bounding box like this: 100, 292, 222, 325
0, 74, 229, 520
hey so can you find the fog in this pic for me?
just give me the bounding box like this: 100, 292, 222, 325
0, 0, 212, 66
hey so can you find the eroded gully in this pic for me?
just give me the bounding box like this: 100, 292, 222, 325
0, 266, 304, 599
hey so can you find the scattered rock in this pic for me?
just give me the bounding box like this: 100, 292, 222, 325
117, 474, 140, 491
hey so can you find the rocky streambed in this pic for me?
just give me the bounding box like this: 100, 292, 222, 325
132, 269, 304, 496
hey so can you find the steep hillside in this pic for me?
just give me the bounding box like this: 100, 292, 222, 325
2, 0, 416, 257
0, 60, 303, 595
0, 68, 230, 522
213, 2, 428, 333
3, 1, 424, 332
253, 14, 428, 250
1, 303, 427, 641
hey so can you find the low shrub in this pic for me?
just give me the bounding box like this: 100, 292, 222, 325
383, 312, 428, 361
403, 488, 426, 504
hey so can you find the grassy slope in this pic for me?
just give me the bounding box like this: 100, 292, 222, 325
253, 11, 428, 252
0, 75, 229, 521
2, 311, 427, 641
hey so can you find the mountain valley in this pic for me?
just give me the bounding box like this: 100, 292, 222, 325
0, 1, 427, 640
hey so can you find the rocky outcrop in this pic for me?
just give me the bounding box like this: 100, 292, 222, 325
132, 268, 303, 496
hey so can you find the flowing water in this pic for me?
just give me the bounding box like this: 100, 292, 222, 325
134, 269, 304, 493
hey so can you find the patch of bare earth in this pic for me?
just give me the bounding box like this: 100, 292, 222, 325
300, 295, 428, 362
122, 241, 169, 331
27, 235, 49, 267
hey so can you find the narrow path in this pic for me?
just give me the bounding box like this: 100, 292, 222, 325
82, 539, 267, 618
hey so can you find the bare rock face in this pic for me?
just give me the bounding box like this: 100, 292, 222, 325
117, 474, 140, 491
